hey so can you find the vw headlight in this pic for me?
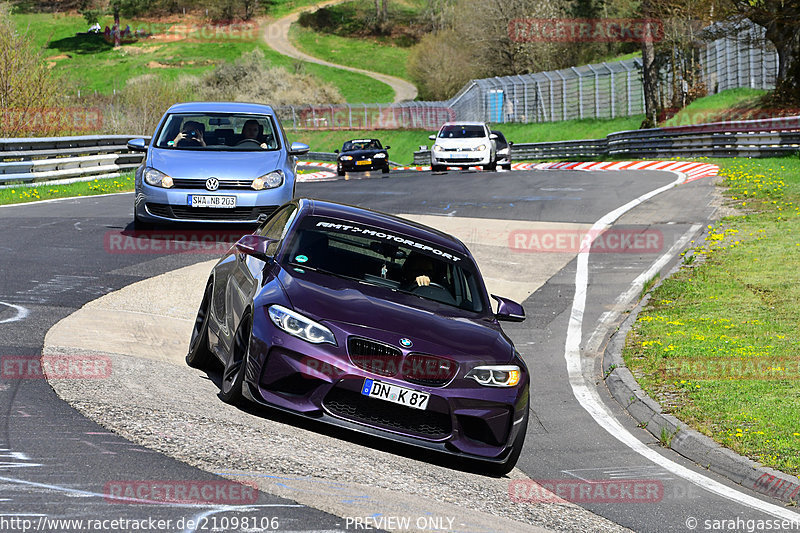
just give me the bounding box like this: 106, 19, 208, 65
143, 167, 173, 188
432, 144, 443, 152
374, 153, 386, 158
252, 170, 283, 190
475, 144, 487, 152
268, 305, 336, 345
465, 365, 521, 387
340, 155, 354, 161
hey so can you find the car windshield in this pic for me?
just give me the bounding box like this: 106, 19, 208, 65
439, 125, 486, 138
282, 216, 486, 313
343, 139, 381, 151
153, 112, 280, 151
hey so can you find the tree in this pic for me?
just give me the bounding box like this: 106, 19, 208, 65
720, 0, 800, 100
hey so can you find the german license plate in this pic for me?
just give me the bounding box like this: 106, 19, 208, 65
361, 378, 429, 410
188, 195, 236, 208
356, 159, 371, 165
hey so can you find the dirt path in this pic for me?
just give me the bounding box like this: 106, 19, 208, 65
263, 1, 418, 103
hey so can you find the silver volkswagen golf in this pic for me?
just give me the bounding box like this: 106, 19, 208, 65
127, 102, 309, 226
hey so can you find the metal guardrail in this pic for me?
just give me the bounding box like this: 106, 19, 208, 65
413, 116, 800, 164
0, 135, 148, 187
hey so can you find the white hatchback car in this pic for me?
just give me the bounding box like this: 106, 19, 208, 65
429, 122, 497, 172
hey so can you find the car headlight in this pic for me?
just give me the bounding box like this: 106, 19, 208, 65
475, 144, 487, 152
340, 155, 353, 161
252, 170, 283, 190
373, 153, 386, 158
432, 144, 442, 152
465, 365, 521, 387
268, 305, 336, 345
143, 167, 173, 188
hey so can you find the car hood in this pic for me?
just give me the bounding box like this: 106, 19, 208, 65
339, 149, 386, 158
433, 138, 490, 149
276, 267, 512, 361
149, 148, 284, 180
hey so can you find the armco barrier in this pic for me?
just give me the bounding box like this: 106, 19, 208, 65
413, 115, 800, 164
0, 135, 150, 187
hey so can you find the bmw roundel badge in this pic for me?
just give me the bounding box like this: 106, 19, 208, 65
399, 338, 413, 348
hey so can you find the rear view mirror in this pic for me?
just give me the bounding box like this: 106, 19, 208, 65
428, 134, 436, 141
385, 145, 391, 150
491, 295, 525, 322
235, 234, 277, 262
289, 142, 310, 156
489, 134, 498, 140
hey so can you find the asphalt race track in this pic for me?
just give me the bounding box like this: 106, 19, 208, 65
1, 165, 799, 532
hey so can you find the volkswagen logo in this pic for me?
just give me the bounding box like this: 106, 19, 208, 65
205, 177, 219, 191
399, 338, 413, 348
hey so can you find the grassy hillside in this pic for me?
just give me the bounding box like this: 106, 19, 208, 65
664, 88, 771, 127
12, 11, 393, 102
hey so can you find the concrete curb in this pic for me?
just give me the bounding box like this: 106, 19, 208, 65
601, 265, 800, 504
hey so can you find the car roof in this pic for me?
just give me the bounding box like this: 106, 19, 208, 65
298, 199, 470, 256
346, 138, 380, 142
165, 102, 276, 114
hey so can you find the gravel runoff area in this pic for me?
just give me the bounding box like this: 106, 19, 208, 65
43, 261, 628, 533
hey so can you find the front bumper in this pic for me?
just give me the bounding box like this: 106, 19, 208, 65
338, 160, 389, 172
242, 316, 529, 463
431, 150, 492, 166
134, 183, 293, 224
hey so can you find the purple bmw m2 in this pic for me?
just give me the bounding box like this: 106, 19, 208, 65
187, 198, 529, 473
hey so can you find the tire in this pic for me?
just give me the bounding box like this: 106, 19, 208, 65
487, 403, 528, 476
382, 166, 390, 174
431, 164, 445, 172
133, 212, 153, 231
484, 160, 497, 171
502, 163, 512, 171
337, 166, 345, 177
186, 281, 215, 370
219, 313, 252, 405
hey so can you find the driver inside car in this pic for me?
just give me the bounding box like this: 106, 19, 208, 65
238, 119, 270, 149
401, 252, 438, 288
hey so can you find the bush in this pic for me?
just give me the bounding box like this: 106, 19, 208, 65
0, 3, 69, 136
198, 49, 344, 106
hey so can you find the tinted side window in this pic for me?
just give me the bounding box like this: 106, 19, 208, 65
255, 206, 297, 255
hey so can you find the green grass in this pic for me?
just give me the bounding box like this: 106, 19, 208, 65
496, 117, 644, 142
663, 88, 769, 127
289, 129, 427, 165
11, 12, 392, 102
290, 24, 412, 81
0, 173, 135, 205
623, 156, 800, 477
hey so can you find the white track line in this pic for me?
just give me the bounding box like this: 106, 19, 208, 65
0, 301, 29, 324
565, 171, 800, 520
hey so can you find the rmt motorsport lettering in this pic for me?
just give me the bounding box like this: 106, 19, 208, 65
315, 220, 463, 262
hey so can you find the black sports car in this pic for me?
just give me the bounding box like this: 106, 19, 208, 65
335, 139, 390, 176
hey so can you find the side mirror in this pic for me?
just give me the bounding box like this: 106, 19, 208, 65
334, 149, 339, 153
288, 142, 310, 156
492, 295, 525, 322
489, 134, 498, 140
428, 134, 436, 141
509, 141, 514, 146
385, 145, 391, 150
127, 138, 148, 152
234, 234, 277, 262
